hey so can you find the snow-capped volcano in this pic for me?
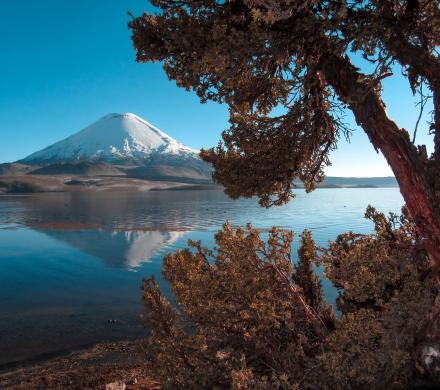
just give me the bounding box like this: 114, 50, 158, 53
21, 113, 198, 163
16, 113, 212, 182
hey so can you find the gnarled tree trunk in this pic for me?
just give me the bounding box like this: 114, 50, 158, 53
320, 53, 440, 381
322, 54, 440, 268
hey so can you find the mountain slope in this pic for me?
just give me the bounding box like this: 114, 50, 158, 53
29, 162, 124, 176
18, 113, 212, 182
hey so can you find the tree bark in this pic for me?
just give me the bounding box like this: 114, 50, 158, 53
319, 53, 440, 270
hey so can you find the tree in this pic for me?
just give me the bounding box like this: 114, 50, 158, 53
129, 0, 440, 377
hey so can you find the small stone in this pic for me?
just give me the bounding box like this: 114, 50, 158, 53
105, 381, 126, 390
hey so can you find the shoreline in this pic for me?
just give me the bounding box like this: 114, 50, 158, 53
0, 174, 219, 195
0, 340, 157, 389
0, 341, 102, 373
0, 173, 399, 196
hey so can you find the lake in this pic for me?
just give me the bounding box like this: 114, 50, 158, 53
0, 188, 403, 365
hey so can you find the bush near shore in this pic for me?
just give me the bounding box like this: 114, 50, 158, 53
141, 207, 437, 389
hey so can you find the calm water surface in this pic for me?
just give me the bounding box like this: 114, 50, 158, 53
0, 188, 403, 365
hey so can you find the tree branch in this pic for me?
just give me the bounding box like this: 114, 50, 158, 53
413, 83, 428, 144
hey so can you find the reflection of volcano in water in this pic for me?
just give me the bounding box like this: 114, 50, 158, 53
38, 228, 186, 269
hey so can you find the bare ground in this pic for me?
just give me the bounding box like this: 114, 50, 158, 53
0, 175, 216, 195
0, 341, 158, 390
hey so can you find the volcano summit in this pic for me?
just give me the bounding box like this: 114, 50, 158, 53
21, 113, 199, 164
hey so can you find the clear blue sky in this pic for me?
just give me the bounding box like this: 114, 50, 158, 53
0, 1, 434, 176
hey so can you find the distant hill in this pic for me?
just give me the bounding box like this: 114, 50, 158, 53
290, 176, 397, 188
0, 163, 36, 176
318, 176, 397, 188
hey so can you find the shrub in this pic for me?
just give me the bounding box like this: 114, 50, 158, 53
141, 208, 437, 388
318, 206, 436, 389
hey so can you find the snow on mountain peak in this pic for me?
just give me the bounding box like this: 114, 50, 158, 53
21, 113, 198, 163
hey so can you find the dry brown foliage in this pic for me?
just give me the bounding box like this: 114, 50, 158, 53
129, 2, 440, 271
319, 207, 437, 388
141, 208, 436, 389
141, 225, 331, 389
130, 0, 440, 383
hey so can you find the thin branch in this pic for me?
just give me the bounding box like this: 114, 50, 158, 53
413, 82, 429, 144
